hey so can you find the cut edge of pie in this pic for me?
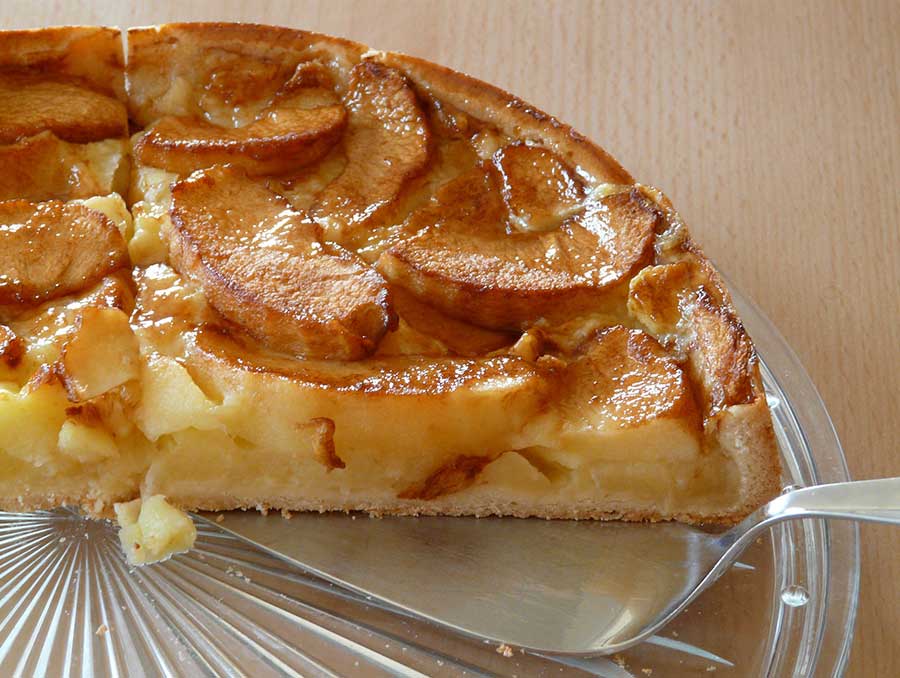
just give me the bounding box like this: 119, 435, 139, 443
0, 23, 781, 533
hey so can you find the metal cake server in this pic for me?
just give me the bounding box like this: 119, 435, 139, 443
199, 477, 899, 656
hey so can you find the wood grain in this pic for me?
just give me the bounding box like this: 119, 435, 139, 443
2, 1, 897, 674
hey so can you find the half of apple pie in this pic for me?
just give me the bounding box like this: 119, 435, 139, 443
0, 23, 781, 532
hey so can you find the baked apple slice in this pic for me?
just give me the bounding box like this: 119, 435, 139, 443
312, 61, 430, 243
551, 326, 702, 460
135, 62, 347, 176
628, 259, 757, 416
135, 107, 346, 177
169, 164, 395, 360
0, 71, 127, 143
378, 144, 660, 330
0, 200, 128, 308
0, 132, 126, 202
390, 285, 514, 356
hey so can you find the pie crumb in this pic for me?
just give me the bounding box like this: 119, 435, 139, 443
95, 623, 109, 636
495, 643, 513, 658
114, 496, 196, 565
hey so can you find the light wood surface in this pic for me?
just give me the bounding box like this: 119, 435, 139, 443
2, 1, 897, 674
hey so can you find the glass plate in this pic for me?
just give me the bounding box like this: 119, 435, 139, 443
0, 284, 858, 677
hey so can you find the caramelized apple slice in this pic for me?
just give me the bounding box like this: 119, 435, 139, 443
135, 105, 347, 177
135, 60, 347, 177
169, 165, 394, 359
378, 146, 659, 330
0, 132, 115, 201
194, 323, 542, 396
0, 72, 127, 144
390, 285, 515, 356
0, 200, 128, 307
542, 325, 702, 464
628, 261, 757, 416
498, 143, 585, 231
312, 61, 430, 242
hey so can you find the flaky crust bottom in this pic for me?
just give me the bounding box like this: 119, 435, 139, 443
3, 490, 763, 527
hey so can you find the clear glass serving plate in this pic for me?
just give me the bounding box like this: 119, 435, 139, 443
0, 284, 858, 677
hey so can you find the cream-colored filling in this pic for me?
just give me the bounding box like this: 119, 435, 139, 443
78, 139, 131, 197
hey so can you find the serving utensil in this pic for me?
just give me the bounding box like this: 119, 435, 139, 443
201, 476, 899, 656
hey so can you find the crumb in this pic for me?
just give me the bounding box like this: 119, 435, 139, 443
225, 565, 251, 584
706, 667, 717, 672
58, 537, 66, 543
281, 509, 293, 519
756, 537, 763, 545
496, 643, 514, 658
641, 669, 653, 675
95, 624, 109, 636
215, 514, 224, 523
613, 655, 627, 668
671, 630, 679, 637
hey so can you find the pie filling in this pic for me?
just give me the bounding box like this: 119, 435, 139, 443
0, 25, 780, 560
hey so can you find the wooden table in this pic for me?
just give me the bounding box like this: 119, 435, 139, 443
2, 1, 897, 674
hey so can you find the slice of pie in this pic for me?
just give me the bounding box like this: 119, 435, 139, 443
0, 24, 781, 548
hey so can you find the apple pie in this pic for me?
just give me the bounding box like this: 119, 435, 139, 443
0, 23, 781, 532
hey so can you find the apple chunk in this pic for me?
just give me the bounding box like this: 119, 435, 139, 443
59, 307, 140, 402
0, 200, 128, 307
378, 145, 660, 330
169, 164, 395, 359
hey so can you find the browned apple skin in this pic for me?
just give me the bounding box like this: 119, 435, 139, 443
312, 61, 430, 243
378, 147, 661, 331
134, 105, 347, 177
0, 133, 105, 201
169, 164, 396, 360
0, 72, 127, 144
0, 200, 128, 310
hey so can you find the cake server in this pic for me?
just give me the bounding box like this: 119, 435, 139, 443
200, 477, 899, 656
